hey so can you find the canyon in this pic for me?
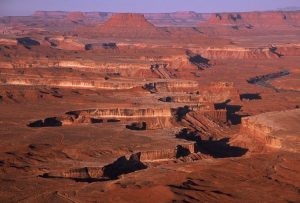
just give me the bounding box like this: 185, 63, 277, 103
0, 8, 299, 203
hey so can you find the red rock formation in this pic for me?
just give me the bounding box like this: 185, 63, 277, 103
145, 11, 209, 26
33, 11, 208, 27
103, 13, 155, 29
232, 109, 300, 152
203, 11, 300, 27
98, 13, 163, 38
203, 82, 240, 103
182, 110, 226, 140
66, 12, 85, 22
0, 38, 17, 46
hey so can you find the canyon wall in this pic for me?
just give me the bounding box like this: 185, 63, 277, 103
1, 77, 142, 90
181, 110, 227, 140
240, 117, 281, 148
144, 80, 199, 93
235, 110, 300, 151
67, 108, 172, 118
202, 82, 240, 103
191, 47, 283, 60
204, 11, 300, 27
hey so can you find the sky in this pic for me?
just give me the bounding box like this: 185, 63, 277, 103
1, 0, 300, 16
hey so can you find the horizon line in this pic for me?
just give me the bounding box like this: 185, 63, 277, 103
1, 8, 300, 17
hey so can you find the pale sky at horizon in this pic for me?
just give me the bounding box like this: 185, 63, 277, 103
1, 0, 300, 16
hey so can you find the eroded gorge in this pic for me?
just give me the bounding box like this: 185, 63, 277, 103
0, 10, 299, 203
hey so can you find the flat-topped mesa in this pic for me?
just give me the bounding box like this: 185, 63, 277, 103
43, 143, 198, 182
96, 13, 164, 38
28, 107, 176, 129
66, 12, 85, 21
203, 11, 300, 27
44, 152, 147, 181
2, 78, 141, 90
146, 81, 239, 103
145, 11, 209, 26
103, 13, 155, 29
67, 108, 172, 118
193, 47, 284, 59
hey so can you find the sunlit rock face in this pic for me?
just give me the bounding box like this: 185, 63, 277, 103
205, 11, 300, 27
0, 8, 300, 203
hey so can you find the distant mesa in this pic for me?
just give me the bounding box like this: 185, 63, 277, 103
66, 11, 85, 22
202, 11, 300, 28
101, 13, 156, 29
78, 13, 165, 39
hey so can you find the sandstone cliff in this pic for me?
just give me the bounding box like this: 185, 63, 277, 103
232, 109, 300, 152
204, 11, 300, 27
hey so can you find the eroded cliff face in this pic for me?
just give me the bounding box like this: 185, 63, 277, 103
150, 81, 239, 103
1, 77, 142, 89
191, 47, 285, 60
43, 153, 147, 181
42, 142, 198, 182
144, 80, 200, 93
145, 11, 209, 27
181, 110, 227, 140
28, 107, 175, 129
205, 11, 300, 27
68, 108, 172, 118
83, 13, 167, 39
233, 109, 300, 152
202, 82, 240, 103
240, 117, 281, 148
